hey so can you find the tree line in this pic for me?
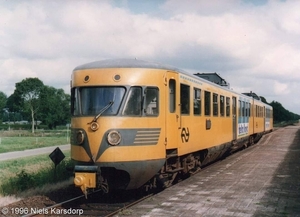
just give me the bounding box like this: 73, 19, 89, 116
0, 78, 70, 133
260, 96, 300, 124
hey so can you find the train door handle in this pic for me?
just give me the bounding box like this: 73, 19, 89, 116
176, 114, 182, 129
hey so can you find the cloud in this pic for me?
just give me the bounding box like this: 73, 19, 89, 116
0, 0, 299, 114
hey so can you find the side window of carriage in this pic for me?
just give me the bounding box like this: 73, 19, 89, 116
226, 97, 230, 117
220, 95, 225, 117
169, 79, 176, 113
204, 91, 211, 116
193, 88, 201, 115
180, 84, 190, 115
144, 87, 159, 116
213, 93, 218, 116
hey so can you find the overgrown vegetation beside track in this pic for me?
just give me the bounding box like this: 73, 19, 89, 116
0, 151, 74, 196
274, 120, 299, 128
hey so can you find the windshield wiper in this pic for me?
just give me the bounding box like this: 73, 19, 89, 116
89, 101, 114, 124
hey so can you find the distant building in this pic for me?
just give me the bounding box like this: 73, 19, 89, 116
242, 92, 261, 101
194, 72, 230, 88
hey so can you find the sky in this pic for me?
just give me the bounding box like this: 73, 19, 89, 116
0, 0, 299, 115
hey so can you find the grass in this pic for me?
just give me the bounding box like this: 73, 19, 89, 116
0, 151, 74, 196
0, 129, 74, 197
0, 130, 70, 153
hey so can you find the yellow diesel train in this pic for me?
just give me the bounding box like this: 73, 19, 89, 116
70, 59, 273, 196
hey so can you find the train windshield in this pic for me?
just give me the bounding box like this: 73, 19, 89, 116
72, 87, 125, 116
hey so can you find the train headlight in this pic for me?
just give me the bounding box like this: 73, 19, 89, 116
107, 130, 121, 146
90, 122, 99, 131
76, 130, 85, 145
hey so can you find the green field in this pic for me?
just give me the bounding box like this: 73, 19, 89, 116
0, 130, 73, 196
0, 129, 70, 153
0, 137, 69, 153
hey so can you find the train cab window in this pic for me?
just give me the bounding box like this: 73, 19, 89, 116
144, 87, 159, 116
213, 93, 218, 116
123, 87, 142, 116
193, 88, 201, 115
226, 97, 230, 117
71, 86, 126, 116
180, 84, 190, 114
220, 95, 225, 117
71, 88, 80, 116
204, 91, 211, 116
169, 79, 176, 113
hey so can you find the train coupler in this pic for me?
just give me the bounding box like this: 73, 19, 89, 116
74, 165, 98, 198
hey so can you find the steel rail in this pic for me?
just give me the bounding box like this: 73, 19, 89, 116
21, 190, 101, 217
103, 193, 154, 217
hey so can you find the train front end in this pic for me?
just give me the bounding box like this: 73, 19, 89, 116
70, 60, 166, 196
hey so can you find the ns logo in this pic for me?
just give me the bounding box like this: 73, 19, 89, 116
181, 127, 190, 143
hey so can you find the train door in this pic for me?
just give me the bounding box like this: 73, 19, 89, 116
165, 72, 180, 152
232, 96, 237, 140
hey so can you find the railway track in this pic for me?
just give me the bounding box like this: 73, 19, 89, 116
20, 189, 154, 217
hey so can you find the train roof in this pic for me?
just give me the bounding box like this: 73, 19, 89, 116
73, 59, 271, 108
74, 58, 233, 91
73, 58, 186, 73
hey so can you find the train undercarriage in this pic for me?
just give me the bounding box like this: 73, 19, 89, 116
144, 133, 264, 191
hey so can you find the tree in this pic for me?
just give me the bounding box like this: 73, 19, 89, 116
0, 91, 7, 121
259, 96, 267, 104
38, 86, 70, 129
13, 78, 44, 133
270, 101, 300, 123
6, 92, 23, 123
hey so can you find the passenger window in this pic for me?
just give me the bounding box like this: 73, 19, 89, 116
220, 95, 224, 117
239, 100, 242, 117
204, 91, 211, 116
193, 88, 201, 115
249, 103, 251, 117
145, 87, 159, 116
213, 93, 218, 116
180, 84, 190, 114
169, 79, 176, 113
256, 105, 258, 117
226, 97, 230, 117
123, 87, 142, 116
